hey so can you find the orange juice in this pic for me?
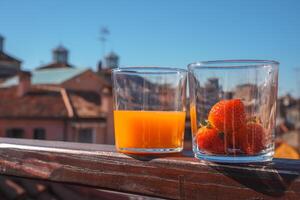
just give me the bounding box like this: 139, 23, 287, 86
114, 110, 186, 153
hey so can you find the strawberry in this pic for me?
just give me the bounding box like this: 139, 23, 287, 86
208, 99, 246, 134
240, 123, 266, 155
225, 129, 242, 150
197, 126, 225, 154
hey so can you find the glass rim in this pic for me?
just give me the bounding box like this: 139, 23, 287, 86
188, 59, 279, 70
112, 67, 187, 75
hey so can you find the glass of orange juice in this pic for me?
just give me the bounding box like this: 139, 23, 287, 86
112, 67, 187, 154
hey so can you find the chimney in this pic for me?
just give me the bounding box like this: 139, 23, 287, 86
0, 35, 4, 52
17, 71, 31, 97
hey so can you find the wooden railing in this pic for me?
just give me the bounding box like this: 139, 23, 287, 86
0, 138, 299, 199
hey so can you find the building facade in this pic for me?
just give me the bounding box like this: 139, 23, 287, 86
0, 45, 114, 144
0, 35, 21, 79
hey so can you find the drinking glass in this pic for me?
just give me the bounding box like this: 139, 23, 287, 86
112, 67, 187, 154
188, 60, 279, 162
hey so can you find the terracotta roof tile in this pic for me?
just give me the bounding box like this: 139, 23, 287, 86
0, 87, 105, 119
69, 91, 103, 118
0, 87, 68, 118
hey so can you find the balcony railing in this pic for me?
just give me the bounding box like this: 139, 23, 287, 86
0, 138, 299, 199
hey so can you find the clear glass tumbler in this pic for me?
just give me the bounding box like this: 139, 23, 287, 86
112, 67, 187, 154
188, 60, 279, 163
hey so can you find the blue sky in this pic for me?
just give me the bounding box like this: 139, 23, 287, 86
1, 0, 300, 96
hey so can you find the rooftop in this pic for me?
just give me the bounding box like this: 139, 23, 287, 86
0, 51, 22, 64
0, 86, 104, 119
0, 87, 67, 118
36, 62, 74, 70
1, 68, 88, 87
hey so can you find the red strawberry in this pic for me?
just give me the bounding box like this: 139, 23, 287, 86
208, 99, 246, 134
197, 126, 225, 154
225, 129, 242, 150
240, 123, 266, 155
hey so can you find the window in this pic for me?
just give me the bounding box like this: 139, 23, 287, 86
78, 128, 93, 143
33, 128, 46, 140
6, 128, 24, 138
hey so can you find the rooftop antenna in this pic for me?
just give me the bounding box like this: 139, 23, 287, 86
99, 26, 110, 60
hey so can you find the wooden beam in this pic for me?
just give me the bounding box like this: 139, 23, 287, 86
0, 138, 299, 199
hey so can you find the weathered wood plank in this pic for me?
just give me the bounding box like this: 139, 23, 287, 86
0, 174, 165, 200
0, 138, 299, 199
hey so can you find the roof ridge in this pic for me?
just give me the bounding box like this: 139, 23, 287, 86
35, 62, 74, 70
0, 51, 22, 63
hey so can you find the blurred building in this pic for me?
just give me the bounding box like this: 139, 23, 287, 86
197, 78, 221, 119
277, 94, 299, 122
233, 84, 259, 113
97, 51, 119, 83
0, 35, 22, 79
0, 45, 114, 144
275, 94, 300, 153
103, 51, 119, 69
234, 84, 258, 101
36, 45, 73, 70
